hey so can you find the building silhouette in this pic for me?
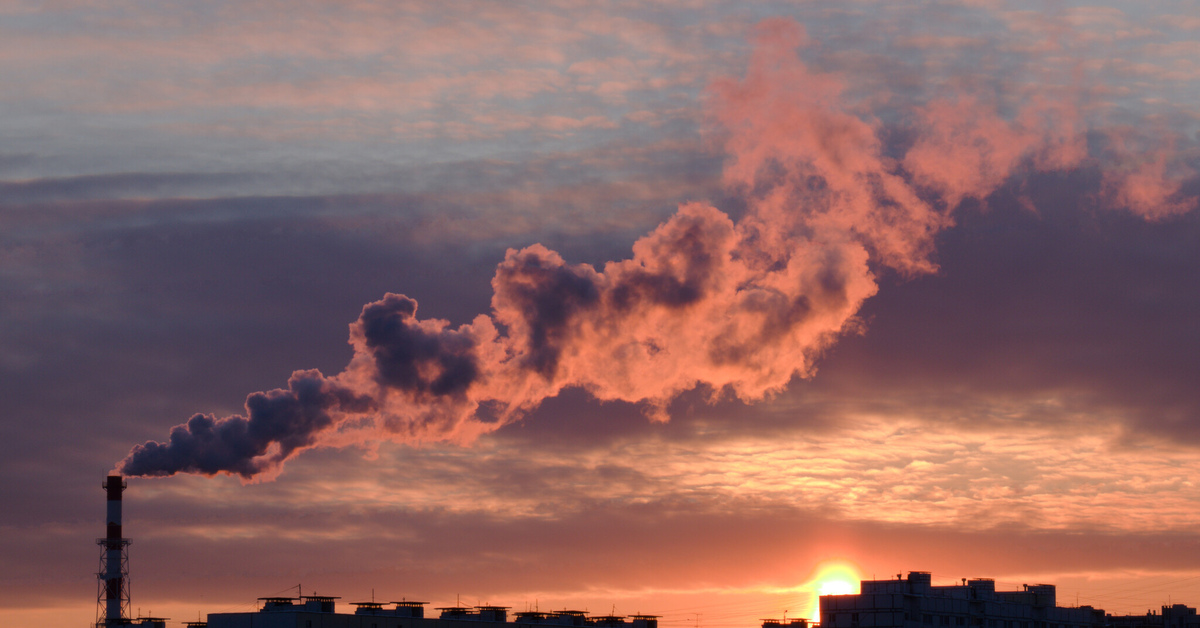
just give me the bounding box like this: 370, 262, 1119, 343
204, 597, 660, 628
787, 572, 1200, 628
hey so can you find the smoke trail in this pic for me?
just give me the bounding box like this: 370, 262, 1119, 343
119, 18, 1198, 480
120, 370, 374, 478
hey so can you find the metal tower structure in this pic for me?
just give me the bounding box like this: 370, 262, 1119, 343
96, 475, 131, 628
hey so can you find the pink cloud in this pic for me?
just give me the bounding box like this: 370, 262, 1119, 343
904, 95, 1042, 207
712, 18, 948, 275
1101, 135, 1198, 219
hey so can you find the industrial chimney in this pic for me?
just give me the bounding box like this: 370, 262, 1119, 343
97, 475, 131, 628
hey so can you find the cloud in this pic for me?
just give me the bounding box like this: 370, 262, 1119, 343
118, 16, 1200, 481
712, 18, 949, 276
1099, 130, 1198, 219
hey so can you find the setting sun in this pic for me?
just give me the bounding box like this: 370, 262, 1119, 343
811, 561, 863, 597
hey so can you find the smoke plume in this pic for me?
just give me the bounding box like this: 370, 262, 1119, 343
119, 18, 1198, 480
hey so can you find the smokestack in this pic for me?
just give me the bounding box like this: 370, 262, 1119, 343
97, 475, 130, 628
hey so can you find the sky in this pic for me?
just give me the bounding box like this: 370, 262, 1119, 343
4, 1, 1200, 627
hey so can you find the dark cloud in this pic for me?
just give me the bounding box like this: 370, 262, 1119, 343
355, 293, 482, 397
0, 172, 257, 203
606, 209, 725, 310
119, 370, 373, 478
491, 246, 602, 378
812, 169, 1200, 439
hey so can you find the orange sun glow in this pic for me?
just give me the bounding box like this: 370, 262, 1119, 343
810, 560, 862, 597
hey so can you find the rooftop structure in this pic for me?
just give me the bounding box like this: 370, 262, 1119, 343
761, 571, 1200, 628
1108, 605, 1200, 628
206, 598, 660, 628
818, 572, 1103, 628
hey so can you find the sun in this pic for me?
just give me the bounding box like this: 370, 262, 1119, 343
809, 560, 862, 597
788, 559, 863, 621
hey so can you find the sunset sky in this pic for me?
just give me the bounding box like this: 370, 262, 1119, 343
5, 2, 1200, 627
